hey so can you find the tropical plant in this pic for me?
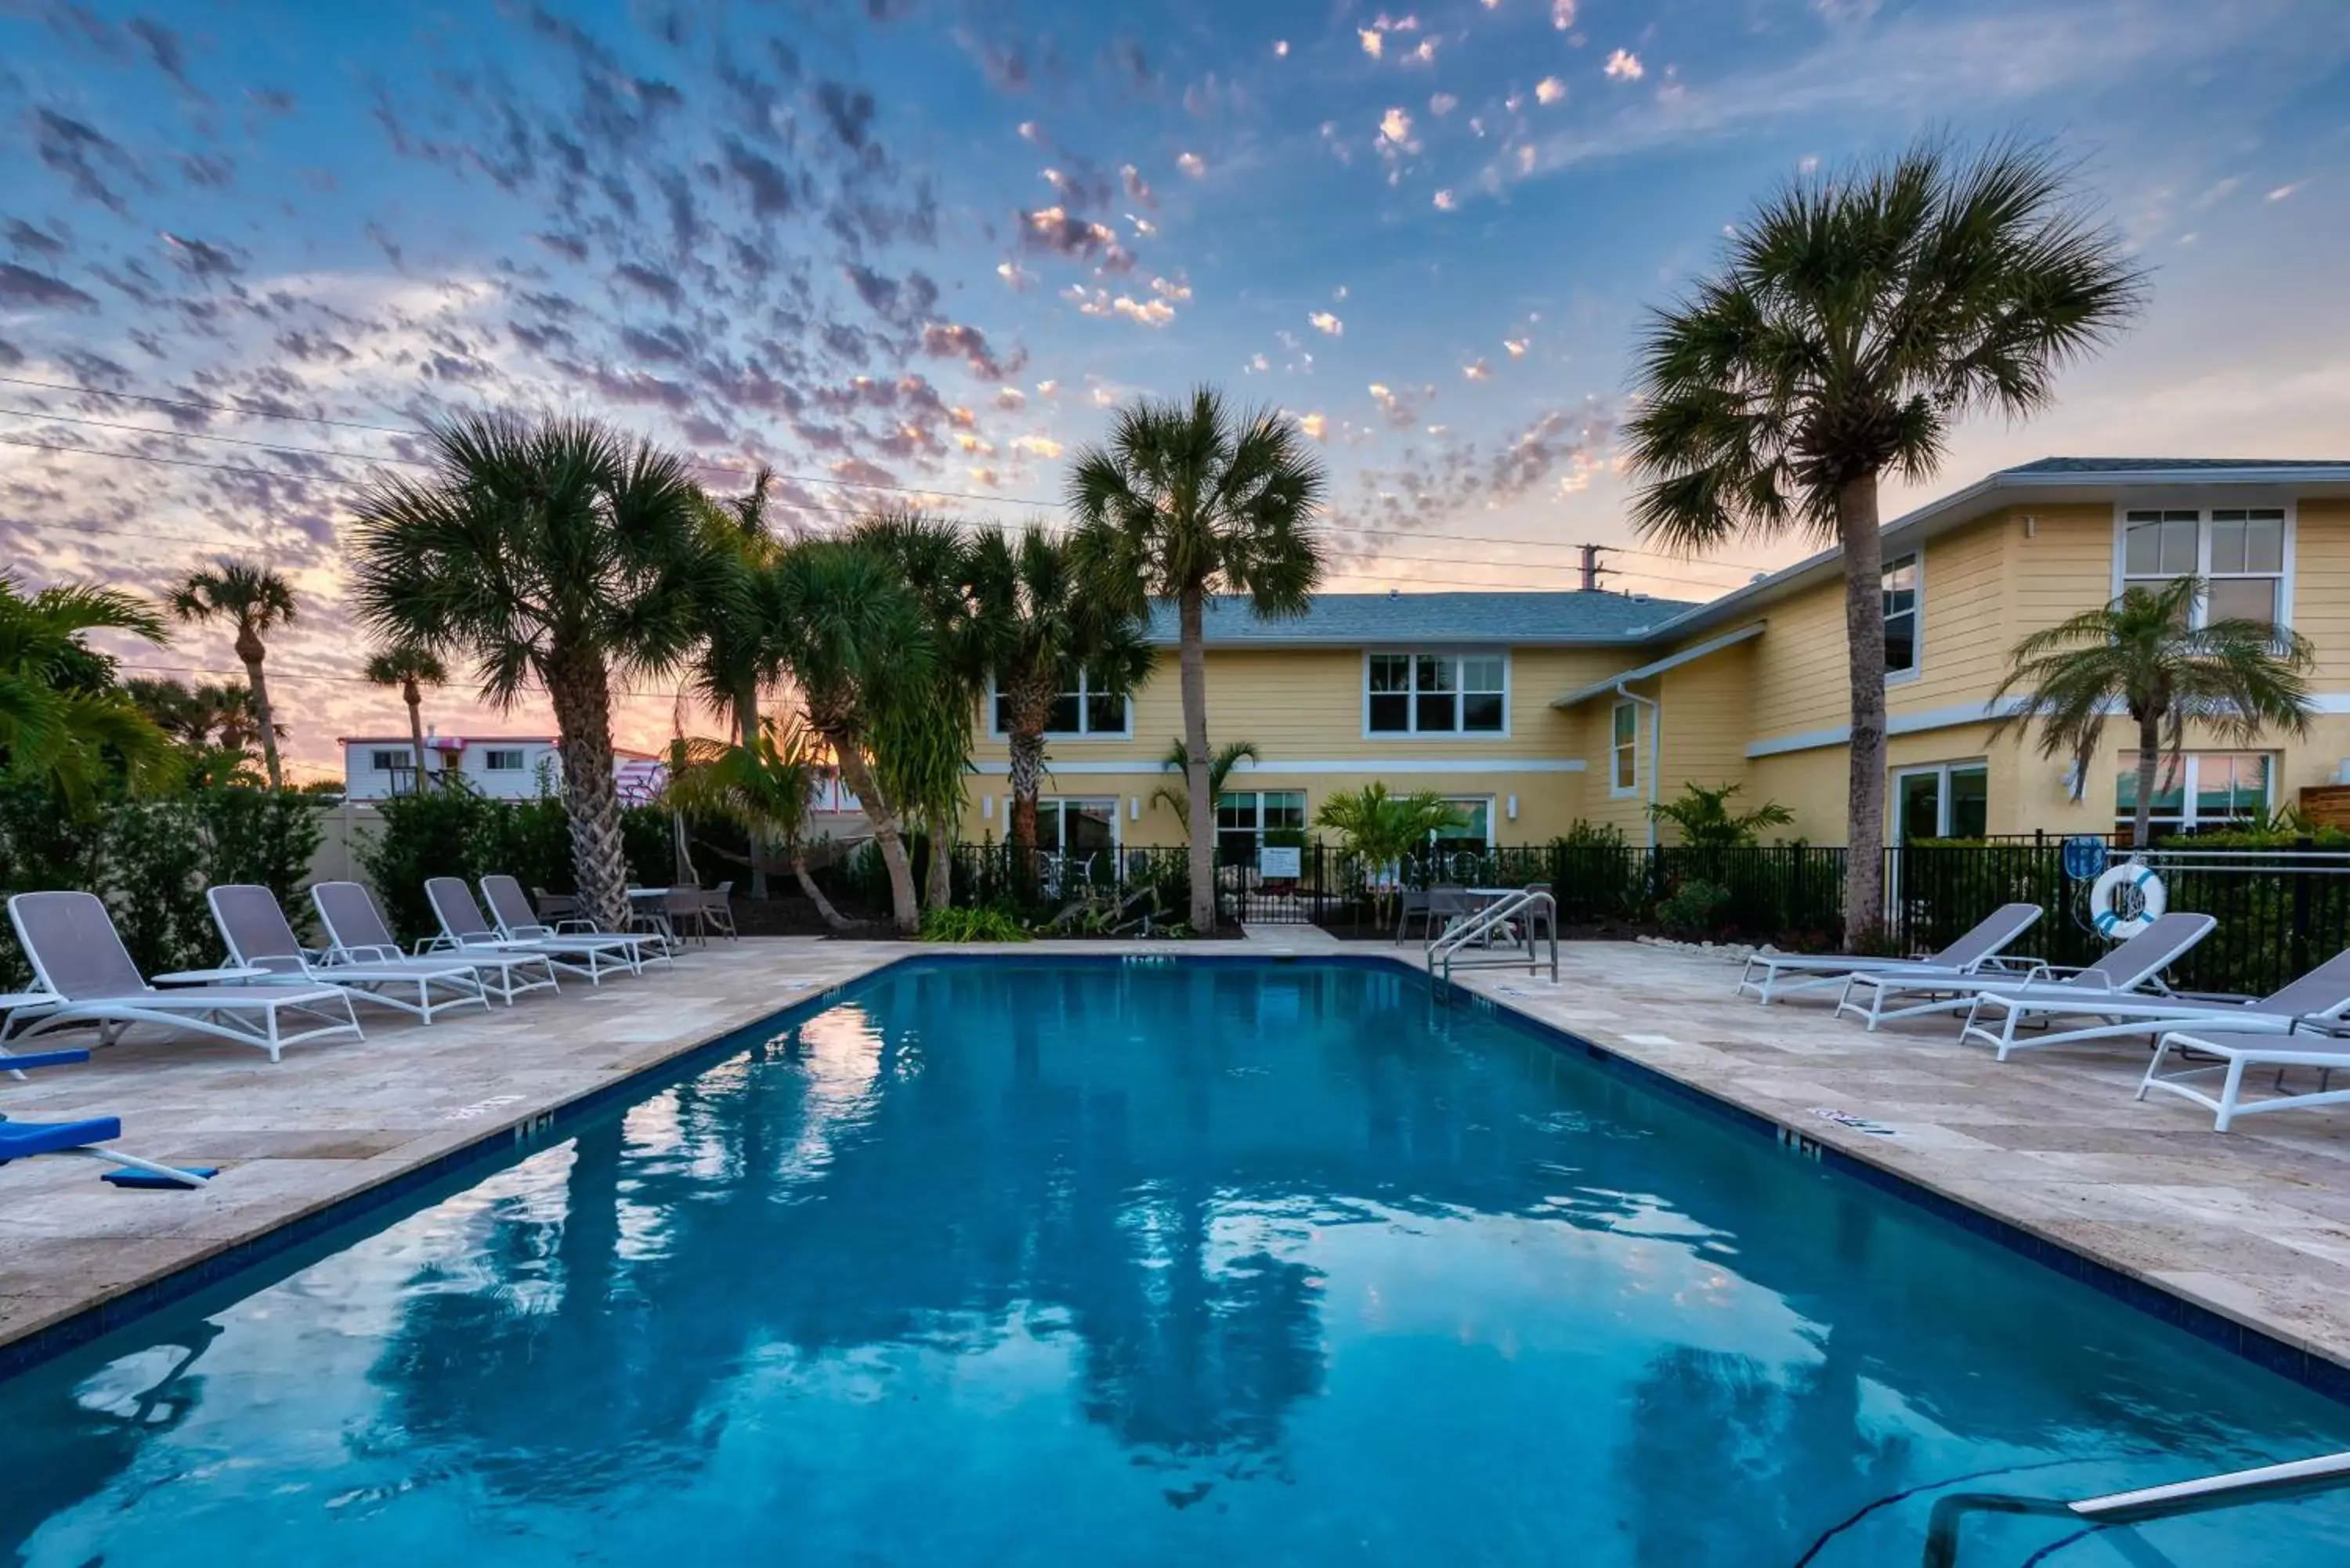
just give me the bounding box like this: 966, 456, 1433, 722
1622, 138, 2144, 941
918, 904, 1031, 943
1148, 738, 1260, 833
0, 580, 178, 807
364, 645, 448, 793
1648, 782, 1795, 848
661, 719, 855, 930
764, 537, 934, 933
348, 412, 734, 930
1312, 782, 1463, 925
1989, 576, 2316, 848
1655, 878, 1731, 940
1070, 387, 1327, 930
970, 525, 1155, 871
168, 559, 298, 788
684, 470, 786, 895
853, 512, 979, 912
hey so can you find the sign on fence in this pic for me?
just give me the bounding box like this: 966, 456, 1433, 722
1258, 845, 1301, 879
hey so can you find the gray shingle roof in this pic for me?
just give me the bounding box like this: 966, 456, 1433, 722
2001, 457, 2350, 474
1145, 590, 1697, 646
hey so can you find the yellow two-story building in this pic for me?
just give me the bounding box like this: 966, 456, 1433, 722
959, 457, 2350, 857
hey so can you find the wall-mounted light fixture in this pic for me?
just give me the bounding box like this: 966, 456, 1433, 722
1506, 794, 1518, 821
1130, 796, 1141, 821
982, 795, 995, 819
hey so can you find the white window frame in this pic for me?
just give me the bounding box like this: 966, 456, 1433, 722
1361, 649, 1512, 739
482, 748, 528, 772
2110, 500, 2297, 630
1213, 789, 1307, 853
2115, 751, 2274, 833
1891, 760, 1988, 840
1609, 700, 1640, 798
985, 670, 1134, 740
1034, 795, 1125, 853
1882, 549, 1922, 685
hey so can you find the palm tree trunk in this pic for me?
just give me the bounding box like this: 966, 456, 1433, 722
1836, 475, 1888, 945
1007, 718, 1045, 897
2133, 713, 2164, 850
545, 645, 631, 932
237, 630, 284, 789
924, 807, 954, 910
1178, 587, 1214, 931
830, 737, 920, 934
737, 688, 771, 898
789, 844, 854, 930
403, 678, 430, 793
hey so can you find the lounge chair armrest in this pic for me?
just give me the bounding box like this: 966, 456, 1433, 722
0, 1048, 90, 1071
2290, 1015, 2350, 1040
1976, 955, 2043, 974
2171, 988, 2258, 1005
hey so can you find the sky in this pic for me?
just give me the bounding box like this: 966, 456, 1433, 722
4, 0, 2349, 777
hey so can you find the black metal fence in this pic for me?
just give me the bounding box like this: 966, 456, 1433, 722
815, 836, 2350, 996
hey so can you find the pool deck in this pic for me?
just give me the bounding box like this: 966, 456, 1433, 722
5, 930, 2350, 1386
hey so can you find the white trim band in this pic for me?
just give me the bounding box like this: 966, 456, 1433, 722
967, 757, 1588, 776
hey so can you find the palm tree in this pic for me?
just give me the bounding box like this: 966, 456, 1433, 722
349, 413, 732, 930
0, 580, 177, 806
1069, 388, 1327, 930
851, 511, 978, 912
1622, 138, 2145, 941
1311, 783, 1462, 927
168, 560, 297, 788
971, 526, 1154, 867
1990, 576, 2316, 848
764, 537, 934, 933
683, 478, 786, 898
662, 719, 854, 930
364, 645, 449, 793
1648, 782, 1795, 848
1148, 738, 1260, 833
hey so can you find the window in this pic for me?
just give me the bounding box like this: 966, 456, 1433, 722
483, 749, 526, 772
2116, 752, 2272, 834
1365, 652, 1507, 734
989, 667, 1133, 738
1215, 789, 1306, 863
1034, 797, 1120, 856
1894, 762, 1988, 841
1437, 797, 1494, 847
369, 749, 409, 773
1882, 552, 1919, 679
2122, 508, 2287, 627
1611, 701, 1638, 794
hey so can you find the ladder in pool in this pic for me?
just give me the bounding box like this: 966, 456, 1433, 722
1426, 886, 1557, 986
1922, 1447, 2350, 1565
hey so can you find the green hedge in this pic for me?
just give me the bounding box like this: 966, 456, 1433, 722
357, 789, 674, 943
0, 784, 324, 982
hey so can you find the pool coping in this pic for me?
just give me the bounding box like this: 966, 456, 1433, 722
6, 946, 2348, 1411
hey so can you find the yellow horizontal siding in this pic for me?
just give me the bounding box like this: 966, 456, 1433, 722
2297, 499, 2350, 685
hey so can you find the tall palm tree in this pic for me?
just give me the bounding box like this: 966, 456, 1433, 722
0, 579, 177, 806
1990, 576, 2316, 848
1069, 388, 1327, 930
970, 526, 1154, 867
349, 412, 732, 930
662, 719, 855, 930
364, 645, 449, 793
685, 475, 786, 896
1148, 738, 1260, 833
1622, 138, 2144, 941
168, 560, 297, 788
764, 537, 934, 934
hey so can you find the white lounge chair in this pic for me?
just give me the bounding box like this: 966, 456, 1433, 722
208, 884, 492, 1024
1835, 912, 2217, 1032
1737, 902, 2043, 1005
425, 878, 635, 987
479, 876, 667, 973
2, 890, 363, 1062
2140, 1020, 2350, 1131
312, 880, 559, 1006
1960, 945, 2350, 1061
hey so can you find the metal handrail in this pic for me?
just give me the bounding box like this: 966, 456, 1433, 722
1922, 1448, 2350, 1566
1427, 887, 1558, 985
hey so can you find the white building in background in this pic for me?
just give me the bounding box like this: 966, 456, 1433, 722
338, 732, 566, 800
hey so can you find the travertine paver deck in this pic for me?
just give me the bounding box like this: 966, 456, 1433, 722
5, 933, 2350, 1381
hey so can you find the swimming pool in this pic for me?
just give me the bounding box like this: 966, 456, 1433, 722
4, 957, 2348, 1565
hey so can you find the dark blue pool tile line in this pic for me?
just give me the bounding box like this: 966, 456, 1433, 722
9, 950, 2348, 1408
1454, 974, 2350, 1409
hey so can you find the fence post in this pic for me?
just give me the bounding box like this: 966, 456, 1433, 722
2294, 835, 2316, 983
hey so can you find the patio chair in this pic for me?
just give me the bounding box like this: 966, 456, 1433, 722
313, 881, 558, 1006
2139, 1017, 2350, 1131
1958, 944, 2350, 1061
1737, 902, 2044, 1006
481, 875, 670, 970
436, 877, 637, 985
0, 1047, 215, 1187
1834, 912, 2217, 1033
698, 881, 737, 941
208, 884, 491, 1024
2, 890, 363, 1063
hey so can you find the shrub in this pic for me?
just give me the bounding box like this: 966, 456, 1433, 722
360, 784, 678, 943
1655, 877, 1730, 938
1649, 782, 1794, 848
919, 905, 1030, 942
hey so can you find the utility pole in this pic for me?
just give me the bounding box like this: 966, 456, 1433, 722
1577, 544, 1614, 592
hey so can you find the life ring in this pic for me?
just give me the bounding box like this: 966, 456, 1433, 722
2090, 862, 2166, 938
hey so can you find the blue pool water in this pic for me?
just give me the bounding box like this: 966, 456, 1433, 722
5, 958, 2350, 1566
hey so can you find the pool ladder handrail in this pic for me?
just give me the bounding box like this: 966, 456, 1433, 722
1922, 1447, 2350, 1566
1426, 886, 1557, 985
